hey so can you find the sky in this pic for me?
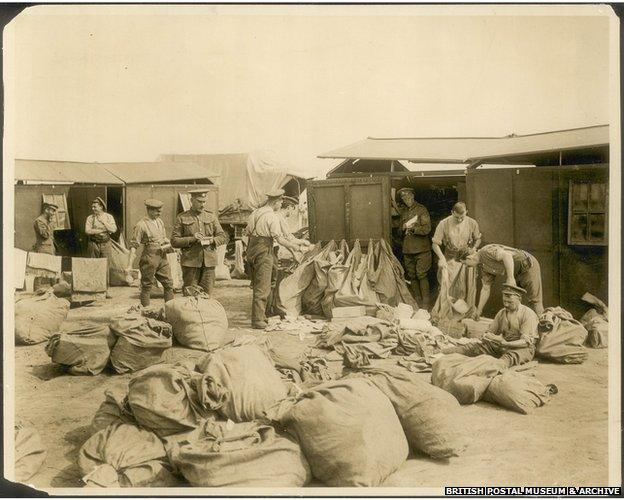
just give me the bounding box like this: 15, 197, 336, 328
6, 5, 612, 178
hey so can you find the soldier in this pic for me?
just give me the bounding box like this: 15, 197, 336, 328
459, 243, 544, 316
396, 187, 433, 309
32, 202, 58, 255
246, 188, 309, 329
85, 197, 117, 259
171, 189, 228, 296
127, 199, 175, 307
442, 284, 539, 368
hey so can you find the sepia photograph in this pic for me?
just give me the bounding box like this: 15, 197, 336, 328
2, 3, 621, 496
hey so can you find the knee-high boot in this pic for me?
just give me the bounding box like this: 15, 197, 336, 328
140, 289, 151, 307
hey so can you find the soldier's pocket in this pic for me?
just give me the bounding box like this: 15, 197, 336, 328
181, 220, 195, 236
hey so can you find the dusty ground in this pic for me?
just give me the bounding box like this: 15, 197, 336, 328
13, 282, 609, 491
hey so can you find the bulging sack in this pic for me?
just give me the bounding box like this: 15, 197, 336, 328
345, 364, 466, 459
91, 387, 137, 435
15, 424, 47, 482
581, 309, 608, 349
15, 288, 70, 345
537, 318, 588, 364
127, 364, 217, 437
45, 323, 115, 376
78, 422, 179, 487
266, 378, 408, 487
164, 294, 232, 351
196, 344, 289, 422
166, 420, 311, 487
109, 314, 173, 374
483, 370, 557, 414
431, 354, 504, 404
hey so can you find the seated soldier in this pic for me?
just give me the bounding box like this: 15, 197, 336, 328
442, 284, 539, 368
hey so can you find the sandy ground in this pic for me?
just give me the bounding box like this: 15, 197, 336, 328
13, 282, 609, 491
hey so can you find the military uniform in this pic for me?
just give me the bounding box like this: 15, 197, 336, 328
397, 188, 432, 308
478, 244, 543, 315
171, 190, 228, 296
85, 197, 117, 266
246, 189, 288, 328
130, 199, 174, 306
454, 285, 539, 367
33, 213, 56, 255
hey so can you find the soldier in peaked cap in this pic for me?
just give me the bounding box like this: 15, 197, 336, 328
171, 188, 228, 296
442, 283, 539, 368
395, 186, 433, 309
127, 198, 174, 307
32, 202, 59, 255
245, 188, 311, 329
85, 196, 118, 298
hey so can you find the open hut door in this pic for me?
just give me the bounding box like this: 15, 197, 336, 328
307, 176, 391, 245
68, 186, 107, 256
466, 167, 557, 317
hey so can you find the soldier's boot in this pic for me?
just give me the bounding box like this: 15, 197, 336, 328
409, 281, 422, 308
418, 277, 430, 311
140, 288, 151, 307
163, 288, 174, 303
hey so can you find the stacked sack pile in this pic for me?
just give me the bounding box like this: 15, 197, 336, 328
79, 340, 468, 488
41, 287, 233, 377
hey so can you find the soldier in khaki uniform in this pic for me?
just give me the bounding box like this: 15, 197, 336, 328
397, 187, 433, 309
246, 188, 309, 329
171, 189, 228, 296
127, 199, 175, 307
33, 202, 58, 255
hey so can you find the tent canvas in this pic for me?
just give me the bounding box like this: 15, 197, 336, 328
160, 151, 308, 210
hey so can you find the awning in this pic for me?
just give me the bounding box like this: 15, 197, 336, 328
15, 159, 124, 184
318, 125, 609, 164
100, 161, 219, 184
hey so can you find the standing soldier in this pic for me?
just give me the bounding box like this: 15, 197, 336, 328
33, 202, 58, 255
126, 199, 175, 307
171, 189, 228, 296
431, 202, 481, 269
396, 187, 433, 310
85, 197, 117, 298
85, 197, 117, 258
246, 188, 309, 329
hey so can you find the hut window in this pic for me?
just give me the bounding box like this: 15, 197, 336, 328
42, 193, 70, 230
567, 180, 608, 246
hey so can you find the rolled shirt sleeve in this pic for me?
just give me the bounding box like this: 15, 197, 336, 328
103, 213, 117, 234
129, 221, 145, 249
431, 218, 447, 246
470, 219, 482, 243
519, 307, 539, 344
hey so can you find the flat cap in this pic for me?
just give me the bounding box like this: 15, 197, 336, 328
92, 197, 107, 210
145, 198, 163, 209
397, 187, 415, 196
189, 189, 208, 197
502, 284, 527, 297
43, 202, 59, 210
266, 188, 285, 199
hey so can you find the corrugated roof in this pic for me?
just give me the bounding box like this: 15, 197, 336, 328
318, 125, 609, 163
100, 161, 218, 184
14, 159, 124, 184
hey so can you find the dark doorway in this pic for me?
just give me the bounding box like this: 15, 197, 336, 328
391, 176, 462, 306
106, 186, 124, 241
